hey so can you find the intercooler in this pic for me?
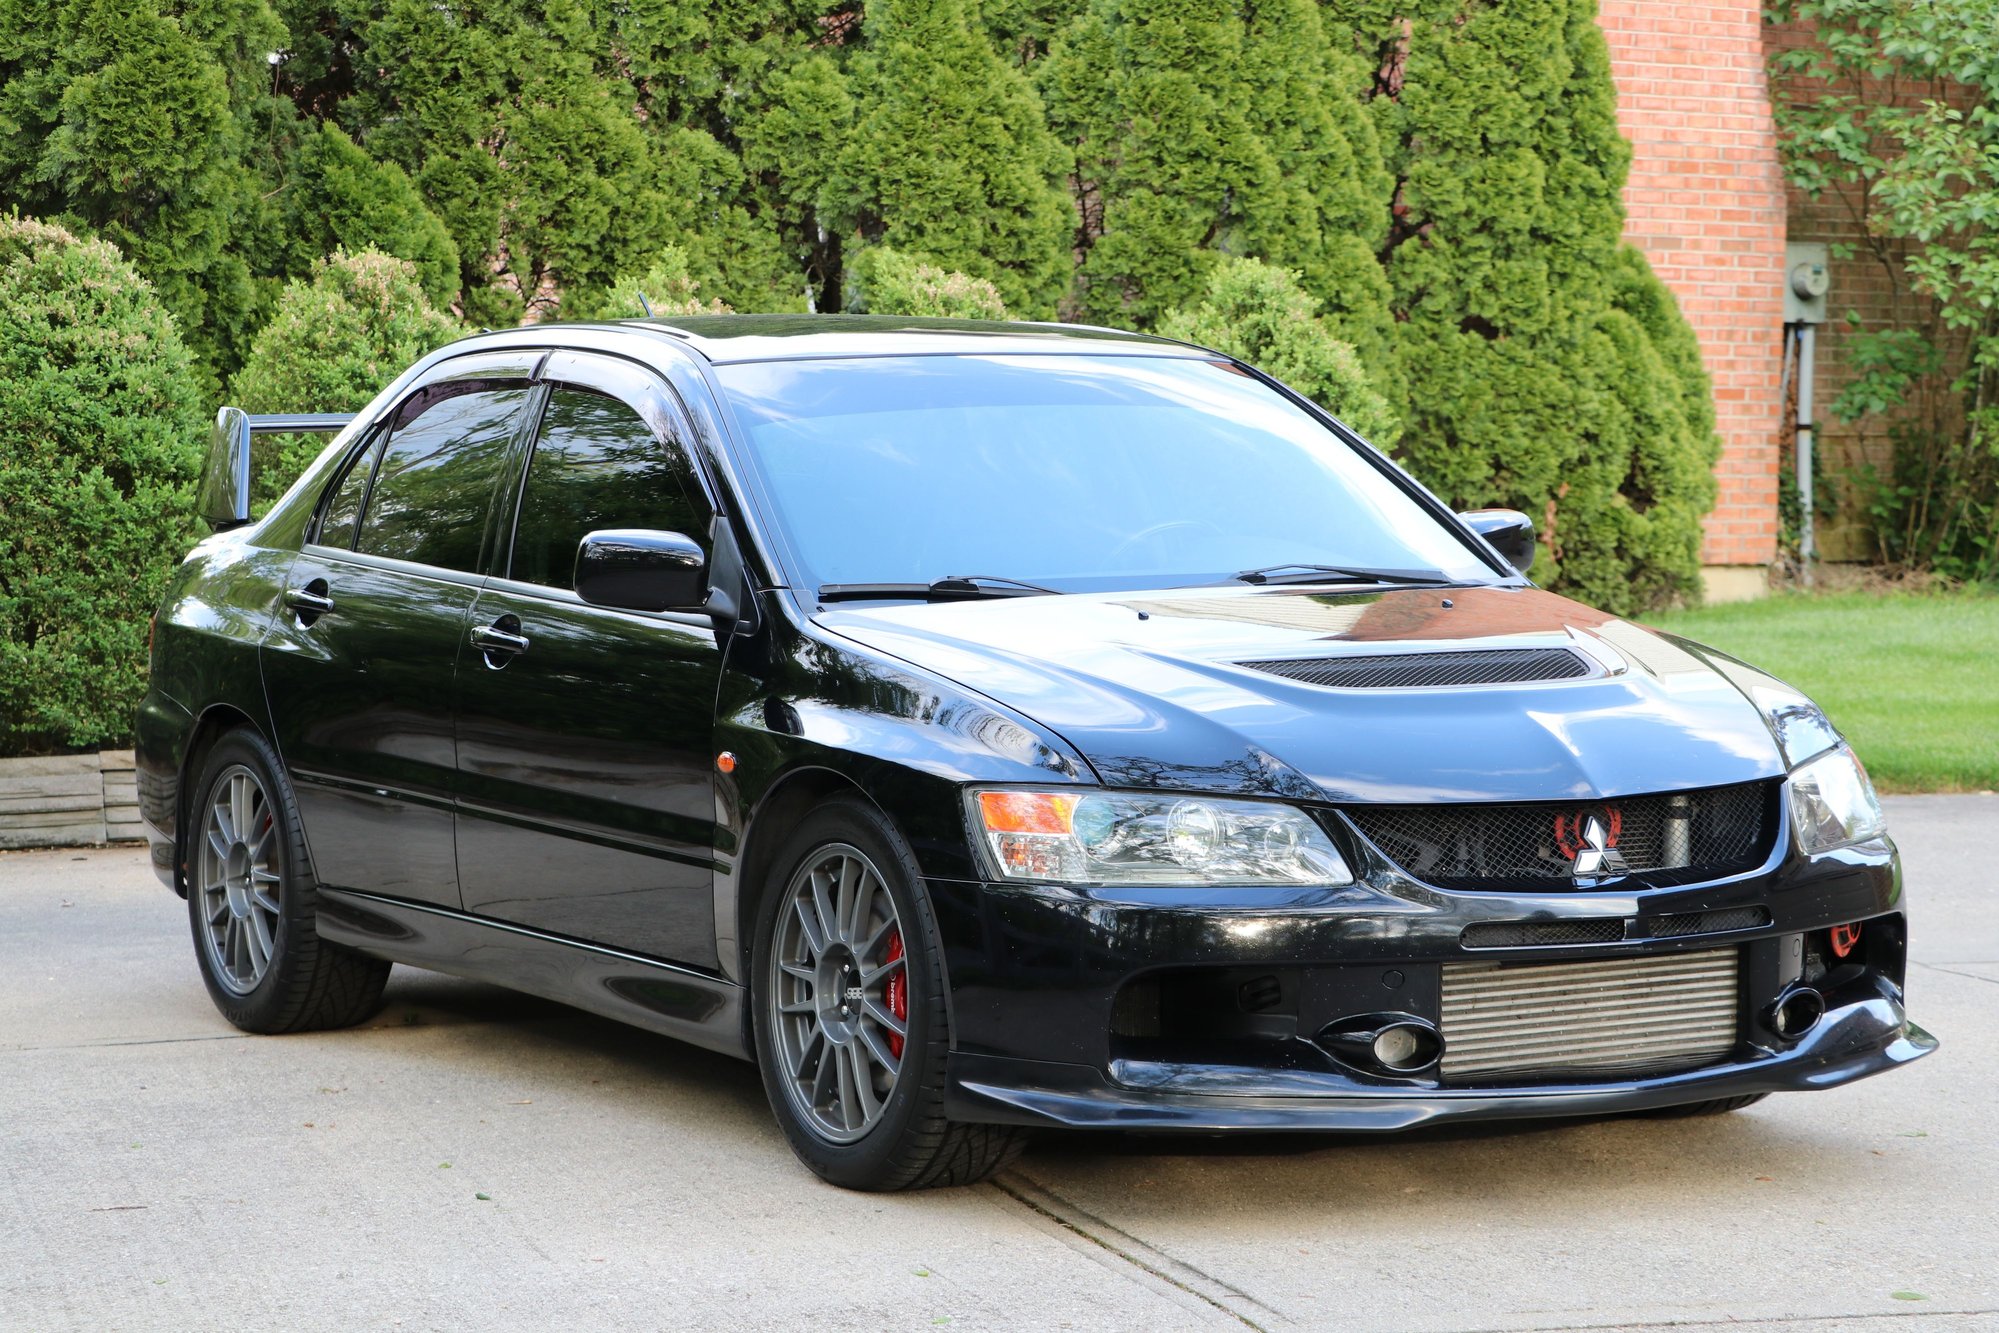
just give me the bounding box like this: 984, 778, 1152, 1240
1438, 948, 1741, 1082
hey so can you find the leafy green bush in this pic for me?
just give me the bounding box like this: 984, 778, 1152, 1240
845, 247, 1011, 319
0, 218, 205, 756
567, 244, 734, 321
1157, 258, 1398, 446
230, 250, 461, 512
1770, 0, 1999, 581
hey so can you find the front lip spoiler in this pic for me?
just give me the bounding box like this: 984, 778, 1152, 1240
944, 992, 1937, 1132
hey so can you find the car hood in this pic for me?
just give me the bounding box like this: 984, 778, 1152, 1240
814, 585, 1790, 804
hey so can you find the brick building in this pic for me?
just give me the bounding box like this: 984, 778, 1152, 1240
1598, 1, 1791, 601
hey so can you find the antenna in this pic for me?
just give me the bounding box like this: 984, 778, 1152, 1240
637, 291, 656, 318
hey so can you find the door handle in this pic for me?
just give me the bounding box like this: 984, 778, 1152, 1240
285, 581, 334, 623
471, 617, 530, 661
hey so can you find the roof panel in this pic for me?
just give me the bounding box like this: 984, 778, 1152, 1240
614, 313, 1199, 364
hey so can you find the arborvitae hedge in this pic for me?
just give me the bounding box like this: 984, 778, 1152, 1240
0, 0, 1725, 624
0, 0, 276, 385
1042, 0, 1395, 387
0, 219, 205, 754
1331, 0, 1719, 612
832, 0, 1073, 318
281, 124, 461, 310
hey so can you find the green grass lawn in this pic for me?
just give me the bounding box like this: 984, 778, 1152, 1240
1653, 590, 1998, 793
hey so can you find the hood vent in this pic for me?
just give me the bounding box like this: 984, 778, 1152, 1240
1238, 646, 1592, 690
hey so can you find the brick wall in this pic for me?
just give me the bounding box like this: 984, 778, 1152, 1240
1598, 1, 1789, 572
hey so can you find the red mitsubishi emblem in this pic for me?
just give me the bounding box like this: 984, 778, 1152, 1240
1553, 806, 1623, 860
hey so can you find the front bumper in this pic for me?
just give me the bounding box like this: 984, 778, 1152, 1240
945, 981, 1934, 1130
927, 834, 1936, 1129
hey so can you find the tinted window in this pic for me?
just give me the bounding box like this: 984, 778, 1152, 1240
508, 387, 707, 588
355, 385, 528, 572
715, 355, 1493, 593
317, 435, 379, 549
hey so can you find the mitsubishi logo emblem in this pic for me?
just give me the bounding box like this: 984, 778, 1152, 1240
1568, 815, 1629, 878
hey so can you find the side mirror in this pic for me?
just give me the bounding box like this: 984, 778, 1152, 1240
574, 529, 708, 612
1459, 508, 1537, 575
197, 406, 253, 530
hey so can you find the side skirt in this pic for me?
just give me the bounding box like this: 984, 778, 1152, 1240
315, 888, 751, 1061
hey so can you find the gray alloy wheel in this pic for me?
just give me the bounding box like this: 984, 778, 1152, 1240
767, 843, 909, 1145
195, 763, 284, 996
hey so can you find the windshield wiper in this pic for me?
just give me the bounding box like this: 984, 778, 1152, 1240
1223, 563, 1460, 587
816, 574, 1061, 603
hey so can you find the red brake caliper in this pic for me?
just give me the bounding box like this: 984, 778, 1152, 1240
883, 929, 907, 1060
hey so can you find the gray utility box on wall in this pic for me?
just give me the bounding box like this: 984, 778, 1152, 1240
1786, 241, 1830, 325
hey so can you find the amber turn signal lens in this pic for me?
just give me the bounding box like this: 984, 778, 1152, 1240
976, 790, 1076, 834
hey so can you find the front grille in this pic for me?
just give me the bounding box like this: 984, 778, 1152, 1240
1461, 907, 1773, 950
1439, 948, 1741, 1082
1238, 647, 1592, 690
1342, 780, 1774, 891
1647, 906, 1771, 938
1461, 918, 1626, 949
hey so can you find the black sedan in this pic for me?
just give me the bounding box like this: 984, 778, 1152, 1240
137, 316, 1935, 1190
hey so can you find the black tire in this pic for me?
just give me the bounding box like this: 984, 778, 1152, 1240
750, 796, 1027, 1191
1641, 1093, 1771, 1118
185, 729, 390, 1033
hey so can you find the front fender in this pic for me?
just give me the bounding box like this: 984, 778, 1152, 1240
707, 601, 1094, 982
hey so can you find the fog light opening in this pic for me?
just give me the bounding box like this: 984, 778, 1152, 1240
1768, 985, 1826, 1041
1371, 1022, 1442, 1073
1829, 921, 1863, 960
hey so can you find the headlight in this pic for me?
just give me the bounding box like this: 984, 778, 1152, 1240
1788, 745, 1887, 853
969, 788, 1354, 886
1752, 686, 1843, 767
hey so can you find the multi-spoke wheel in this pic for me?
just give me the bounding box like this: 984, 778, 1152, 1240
768, 844, 910, 1143
186, 729, 390, 1033
196, 765, 283, 994
751, 797, 1028, 1191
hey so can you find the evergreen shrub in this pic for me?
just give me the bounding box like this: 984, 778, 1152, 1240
1337, 0, 1720, 611
229, 249, 461, 512
846, 248, 1011, 319
0, 218, 206, 755
1158, 257, 1399, 447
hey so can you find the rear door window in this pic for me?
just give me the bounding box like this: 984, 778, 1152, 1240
506, 387, 708, 588
354, 385, 530, 573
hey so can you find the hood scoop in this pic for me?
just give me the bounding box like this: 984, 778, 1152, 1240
1237, 646, 1594, 690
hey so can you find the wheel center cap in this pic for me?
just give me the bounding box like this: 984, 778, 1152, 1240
224, 843, 252, 917
818, 947, 864, 1033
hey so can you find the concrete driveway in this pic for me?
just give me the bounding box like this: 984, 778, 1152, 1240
1, 795, 1992, 1332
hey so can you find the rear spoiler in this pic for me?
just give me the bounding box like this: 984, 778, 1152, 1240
197, 408, 358, 531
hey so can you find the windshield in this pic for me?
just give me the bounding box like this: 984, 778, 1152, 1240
714, 354, 1497, 595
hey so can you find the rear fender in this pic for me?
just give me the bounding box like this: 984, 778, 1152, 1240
137, 533, 296, 893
